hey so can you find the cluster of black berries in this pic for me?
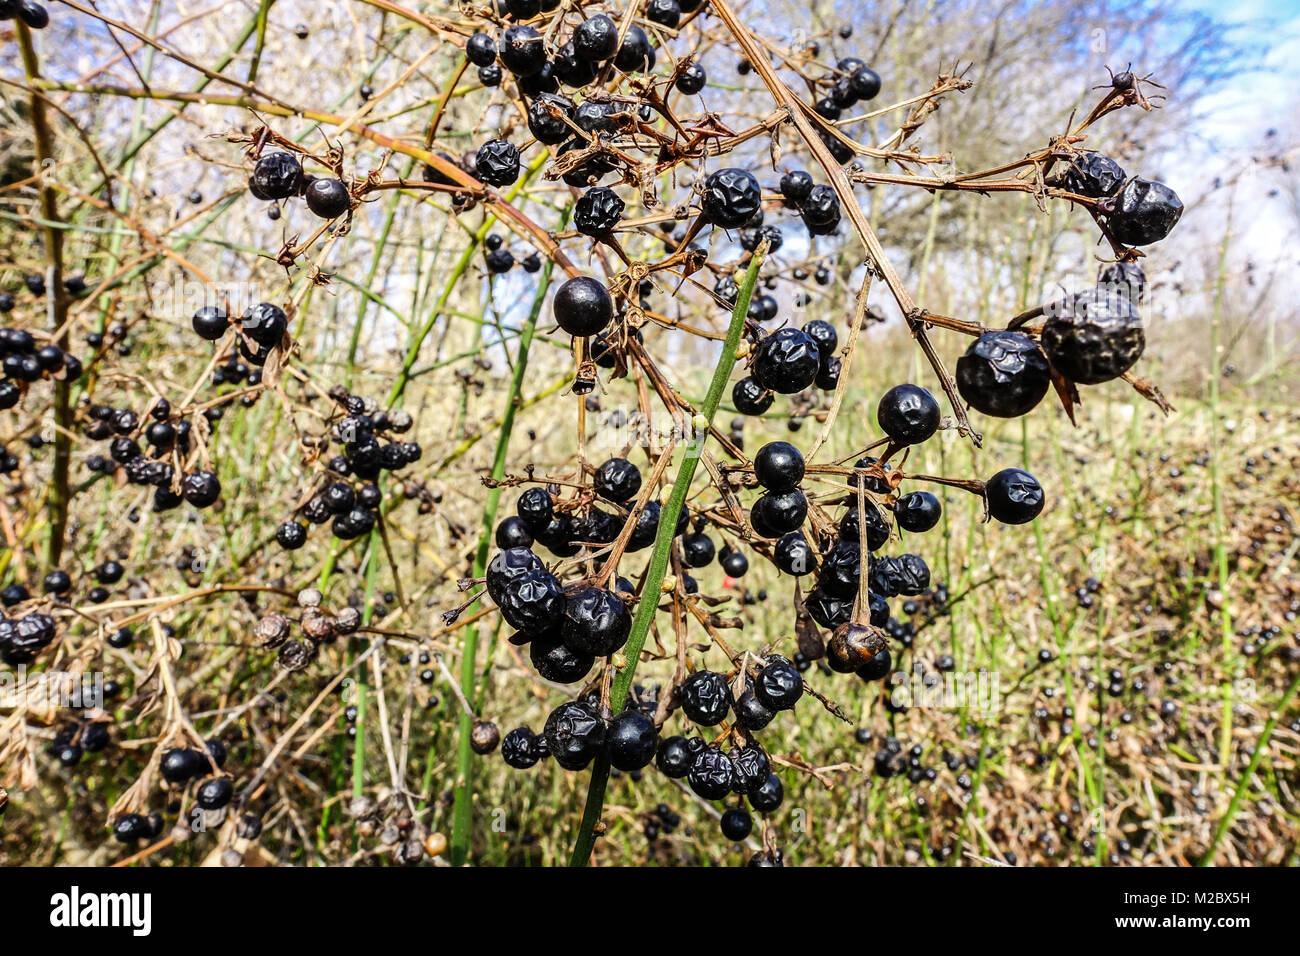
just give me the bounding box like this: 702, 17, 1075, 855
275, 390, 419, 550
248, 150, 352, 220
0, 327, 83, 410
48, 718, 111, 767
254, 588, 363, 671
80, 400, 222, 512
483, 232, 542, 274
0, 0, 49, 29
779, 168, 842, 236
192, 300, 289, 368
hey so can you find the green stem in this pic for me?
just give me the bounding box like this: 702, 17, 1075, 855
448, 228, 565, 866
567, 245, 766, 868
1199, 668, 1300, 865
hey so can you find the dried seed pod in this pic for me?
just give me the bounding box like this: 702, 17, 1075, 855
253, 612, 291, 649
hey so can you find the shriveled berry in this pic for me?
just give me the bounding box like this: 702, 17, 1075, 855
251, 151, 302, 200
655, 735, 694, 777
877, 384, 940, 445
679, 670, 733, 726
687, 746, 734, 800
1103, 178, 1183, 246
574, 186, 625, 235
985, 468, 1045, 524
499, 25, 547, 76
475, 139, 521, 187
1061, 151, 1126, 198
1041, 286, 1144, 385
593, 457, 641, 502
751, 328, 821, 394
755, 655, 803, 710
529, 631, 594, 683
572, 14, 619, 62
543, 700, 606, 770
701, 168, 762, 229
956, 331, 1051, 418
560, 585, 630, 656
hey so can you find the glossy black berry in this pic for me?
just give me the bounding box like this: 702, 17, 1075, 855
485, 546, 544, 604
560, 585, 630, 655
857, 646, 892, 682
276, 521, 307, 550
181, 470, 221, 508
751, 488, 806, 536
241, 302, 287, 348
780, 170, 813, 203
805, 587, 852, 628
553, 276, 613, 336
478, 63, 503, 86
574, 186, 625, 235
466, 32, 497, 67
676, 62, 706, 95
894, 491, 942, 533
720, 549, 749, 578
572, 14, 619, 62
529, 631, 593, 683
305, 177, 350, 219
251, 151, 302, 200
501, 727, 542, 769
679, 669, 733, 726
733, 682, 774, 730
195, 776, 233, 810
799, 184, 841, 234
645, 0, 681, 28
655, 735, 694, 777
956, 331, 1051, 418
1061, 151, 1125, 198
720, 807, 752, 841
1103, 178, 1183, 246
773, 531, 812, 575
729, 744, 770, 794
593, 456, 641, 502
495, 516, 534, 549
1041, 286, 1144, 385
614, 25, 655, 73
850, 66, 881, 100
802, 319, 838, 359
606, 710, 659, 770
516, 487, 554, 531
986, 468, 1045, 524
499, 25, 546, 76
160, 746, 206, 783
43, 569, 72, 595
191, 305, 228, 341
732, 376, 773, 416
701, 167, 762, 229
475, 139, 521, 188
543, 700, 606, 770
527, 93, 575, 145
751, 328, 820, 394
755, 655, 803, 711
688, 746, 735, 799
753, 440, 804, 491
877, 383, 940, 445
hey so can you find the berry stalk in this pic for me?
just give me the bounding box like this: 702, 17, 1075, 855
567, 244, 767, 868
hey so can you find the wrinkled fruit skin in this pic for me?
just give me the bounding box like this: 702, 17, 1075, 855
729, 744, 771, 794
701, 167, 762, 228
755, 655, 803, 711
593, 456, 641, 502
485, 547, 543, 604
877, 384, 940, 445
986, 468, 1045, 524
560, 585, 631, 656
251, 151, 302, 200
543, 700, 606, 770
499, 25, 546, 76
751, 328, 821, 394
956, 330, 1051, 418
687, 746, 734, 799
475, 139, 521, 187
574, 186, 625, 235
529, 631, 594, 683
1041, 286, 1145, 385
679, 669, 733, 725
1061, 151, 1126, 199
1104, 178, 1183, 246
497, 568, 564, 632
